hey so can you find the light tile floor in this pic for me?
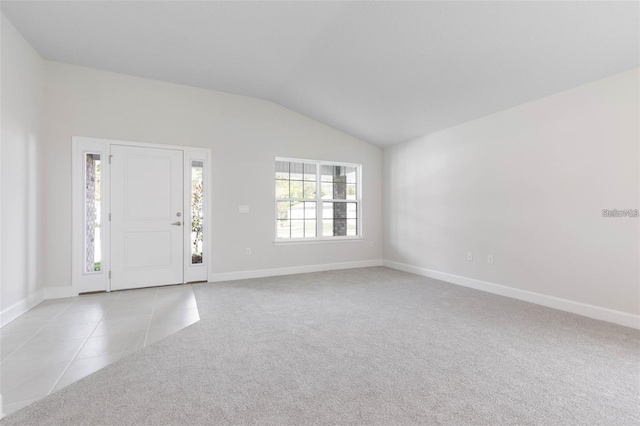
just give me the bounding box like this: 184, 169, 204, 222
1, 284, 200, 415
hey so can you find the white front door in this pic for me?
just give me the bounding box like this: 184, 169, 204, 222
110, 145, 184, 290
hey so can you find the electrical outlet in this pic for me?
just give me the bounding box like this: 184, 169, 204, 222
246, 248, 251, 255
487, 254, 494, 264
467, 251, 473, 261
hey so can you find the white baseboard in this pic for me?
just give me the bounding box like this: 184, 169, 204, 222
0, 289, 45, 328
43, 286, 78, 300
384, 260, 640, 330
209, 259, 384, 282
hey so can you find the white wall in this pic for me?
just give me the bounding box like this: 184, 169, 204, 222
42, 61, 383, 289
383, 68, 639, 317
0, 14, 45, 315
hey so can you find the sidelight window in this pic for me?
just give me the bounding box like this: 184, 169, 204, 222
84, 153, 101, 272
191, 161, 204, 264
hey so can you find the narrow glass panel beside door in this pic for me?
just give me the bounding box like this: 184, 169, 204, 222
85, 153, 102, 273
191, 161, 204, 264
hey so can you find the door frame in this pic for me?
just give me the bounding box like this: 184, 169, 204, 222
72, 136, 212, 294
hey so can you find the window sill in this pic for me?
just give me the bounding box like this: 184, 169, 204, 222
273, 237, 363, 246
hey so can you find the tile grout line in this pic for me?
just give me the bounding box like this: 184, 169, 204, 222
143, 289, 161, 347
0, 298, 80, 366
1, 295, 92, 410
3, 288, 194, 414
45, 291, 123, 396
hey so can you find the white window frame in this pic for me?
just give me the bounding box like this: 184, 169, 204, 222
274, 157, 362, 243
184, 154, 209, 282
82, 151, 104, 276
72, 138, 111, 294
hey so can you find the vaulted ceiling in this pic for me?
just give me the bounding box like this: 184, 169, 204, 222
2, 1, 638, 147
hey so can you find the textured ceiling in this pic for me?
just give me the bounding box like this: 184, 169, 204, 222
2, 1, 638, 147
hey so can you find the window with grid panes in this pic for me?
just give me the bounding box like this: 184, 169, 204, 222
276, 159, 360, 240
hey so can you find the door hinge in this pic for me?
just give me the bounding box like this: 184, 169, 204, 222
108, 271, 111, 279
109, 213, 111, 221
109, 155, 113, 164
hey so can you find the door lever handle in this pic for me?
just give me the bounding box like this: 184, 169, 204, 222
171, 221, 182, 226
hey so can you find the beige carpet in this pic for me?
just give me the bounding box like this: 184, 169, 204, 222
2, 267, 639, 425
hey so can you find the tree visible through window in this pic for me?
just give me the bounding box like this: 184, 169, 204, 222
191, 161, 204, 263
85, 153, 101, 272
276, 159, 360, 239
